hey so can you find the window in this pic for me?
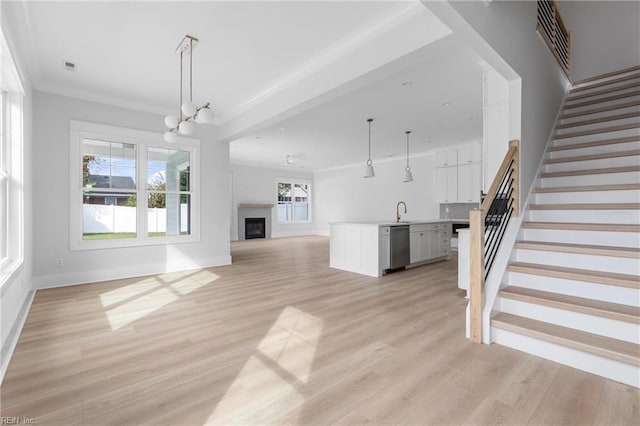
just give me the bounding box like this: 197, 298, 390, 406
0, 26, 25, 285
70, 121, 199, 250
277, 180, 310, 223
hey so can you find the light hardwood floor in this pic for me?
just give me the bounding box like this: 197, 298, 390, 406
1, 236, 638, 425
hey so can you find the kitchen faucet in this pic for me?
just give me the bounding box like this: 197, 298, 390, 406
396, 201, 407, 223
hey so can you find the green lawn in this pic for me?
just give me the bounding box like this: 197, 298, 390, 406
83, 232, 187, 240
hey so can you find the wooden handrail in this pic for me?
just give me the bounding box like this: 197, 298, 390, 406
537, 0, 571, 78
469, 140, 520, 343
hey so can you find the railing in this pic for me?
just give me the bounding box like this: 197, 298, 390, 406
537, 0, 571, 78
469, 140, 520, 343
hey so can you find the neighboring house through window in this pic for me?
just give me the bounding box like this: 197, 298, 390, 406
277, 180, 310, 223
70, 120, 200, 249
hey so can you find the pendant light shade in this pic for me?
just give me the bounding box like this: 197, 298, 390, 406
363, 118, 375, 178
403, 130, 414, 183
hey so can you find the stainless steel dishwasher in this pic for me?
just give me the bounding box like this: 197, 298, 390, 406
389, 225, 410, 269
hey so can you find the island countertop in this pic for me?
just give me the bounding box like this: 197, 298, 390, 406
330, 219, 452, 227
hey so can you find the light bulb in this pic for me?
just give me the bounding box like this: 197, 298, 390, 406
181, 101, 197, 117
164, 115, 179, 129
164, 131, 177, 143
196, 107, 215, 124
178, 120, 194, 135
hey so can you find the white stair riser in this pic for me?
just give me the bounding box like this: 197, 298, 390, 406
556, 117, 640, 134
534, 189, 640, 204
505, 271, 640, 306
491, 327, 640, 387
570, 78, 640, 97
538, 171, 640, 187
514, 248, 640, 275
553, 128, 640, 145
563, 94, 640, 114
543, 155, 640, 172
548, 140, 640, 158
560, 105, 640, 124
566, 86, 640, 104
497, 298, 640, 343
573, 71, 640, 88
527, 209, 640, 224
520, 228, 640, 248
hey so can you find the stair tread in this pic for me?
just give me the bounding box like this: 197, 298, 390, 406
534, 184, 640, 193
550, 136, 640, 151
528, 203, 640, 210
573, 65, 640, 86
560, 101, 640, 120
500, 286, 640, 323
545, 149, 640, 164
553, 123, 640, 140
515, 240, 640, 258
563, 90, 640, 110
567, 81, 640, 102
557, 111, 640, 129
539, 165, 640, 178
508, 262, 640, 288
491, 312, 640, 366
522, 221, 640, 232
571, 72, 640, 94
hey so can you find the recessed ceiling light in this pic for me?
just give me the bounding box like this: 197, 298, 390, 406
469, 117, 478, 121
386, 154, 395, 157
63, 60, 76, 71
441, 102, 451, 107
255, 136, 261, 139
280, 127, 285, 131
401, 81, 412, 87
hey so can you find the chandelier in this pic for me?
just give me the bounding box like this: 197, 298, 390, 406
164, 35, 214, 143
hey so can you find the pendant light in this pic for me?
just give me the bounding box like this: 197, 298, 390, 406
363, 118, 375, 178
164, 35, 215, 143
403, 130, 414, 183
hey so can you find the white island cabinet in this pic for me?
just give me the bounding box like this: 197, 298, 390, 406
330, 220, 451, 277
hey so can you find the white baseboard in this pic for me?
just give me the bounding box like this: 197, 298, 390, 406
0, 290, 35, 385
32, 255, 232, 290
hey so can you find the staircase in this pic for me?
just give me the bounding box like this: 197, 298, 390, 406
490, 65, 640, 387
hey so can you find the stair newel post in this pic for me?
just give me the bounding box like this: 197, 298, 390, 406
469, 208, 485, 343
510, 140, 520, 217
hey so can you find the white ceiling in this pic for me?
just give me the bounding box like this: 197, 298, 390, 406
13, 1, 484, 172
230, 38, 485, 171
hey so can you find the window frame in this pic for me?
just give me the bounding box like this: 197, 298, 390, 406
275, 178, 311, 224
69, 120, 200, 250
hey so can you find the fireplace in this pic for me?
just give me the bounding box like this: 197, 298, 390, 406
245, 217, 266, 239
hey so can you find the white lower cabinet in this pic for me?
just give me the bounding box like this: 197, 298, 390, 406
410, 223, 451, 264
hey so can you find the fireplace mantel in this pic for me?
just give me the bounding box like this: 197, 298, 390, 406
238, 203, 273, 209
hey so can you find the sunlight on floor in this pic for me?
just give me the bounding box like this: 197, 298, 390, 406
206, 306, 324, 424
100, 270, 220, 330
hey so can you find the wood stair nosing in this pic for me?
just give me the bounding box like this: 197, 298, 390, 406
563, 90, 640, 110
534, 184, 640, 193
549, 136, 640, 152
507, 262, 640, 289
573, 65, 640, 86
528, 203, 640, 210
556, 111, 640, 129
491, 312, 640, 366
567, 81, 640, 102
515, 240, 640, 258
539, 165, 640, 178
499, 286, 640, 324
522, 221, 640, 233
553, 123, 640, 140
560, 100, 640, 120
570, 72, 640, 94
544, 149, 640, 164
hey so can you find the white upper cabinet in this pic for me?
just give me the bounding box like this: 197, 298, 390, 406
435, 149, 458, 167
457, 144, 482, 165
458, 163, 482, 203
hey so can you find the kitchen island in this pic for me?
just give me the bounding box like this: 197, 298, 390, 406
329, 220, 452, 277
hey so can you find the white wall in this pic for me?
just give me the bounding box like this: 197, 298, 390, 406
32, 91, 231, 288
559, 1, 640, 82
424, 0, 569, 210
314, 155, 439, 235
231, 164, 315, 240
0, 4, 35, 381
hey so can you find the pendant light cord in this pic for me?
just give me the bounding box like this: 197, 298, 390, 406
367, 118, 373, 163
179, 50, 183, 122
189, 37, 193, 103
